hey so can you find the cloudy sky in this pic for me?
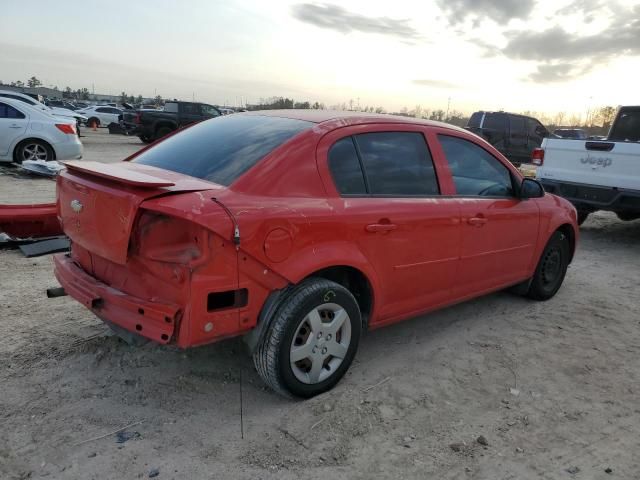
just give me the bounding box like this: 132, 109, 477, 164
1, 0, 638, 116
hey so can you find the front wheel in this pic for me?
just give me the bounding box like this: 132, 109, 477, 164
253, 278, 361, 398
527, 231, 570, 301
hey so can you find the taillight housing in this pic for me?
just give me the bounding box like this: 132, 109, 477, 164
132, 211, 208, 265
56, 123, 77, 135
531, 148, 545, 166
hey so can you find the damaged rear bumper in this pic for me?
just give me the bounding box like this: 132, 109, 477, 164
53, 253, 180, 344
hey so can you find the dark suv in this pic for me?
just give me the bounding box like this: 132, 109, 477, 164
466, 111, 549, 166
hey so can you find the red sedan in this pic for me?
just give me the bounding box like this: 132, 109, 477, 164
53, 110, 578, 398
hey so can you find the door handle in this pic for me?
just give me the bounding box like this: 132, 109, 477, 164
9, 125, 22, 128
468, 216, 488, 227
366, 223, 397, 233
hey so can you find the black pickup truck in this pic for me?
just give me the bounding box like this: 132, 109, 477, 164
465, 111, 549, 166
121, 101, 221, 143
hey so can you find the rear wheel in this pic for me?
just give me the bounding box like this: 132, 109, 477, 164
155, 126, 173, 140
139, 135, 153, 144
14, 139, 54, 164
253, 278, 361, 398
527, 231, 570, 301
88, 117, 100, 128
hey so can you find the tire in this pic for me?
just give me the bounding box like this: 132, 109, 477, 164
155, 126, 173, 140
88, 117, 100, 128
139, 135, 153, 144
527, 231, 570, 301
253, 278, 362, 398
577, 210, 590, 226
13, 139, 54, 164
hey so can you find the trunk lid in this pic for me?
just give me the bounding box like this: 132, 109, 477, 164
57, 161, 222, 265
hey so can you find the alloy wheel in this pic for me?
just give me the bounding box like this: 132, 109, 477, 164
22, 144, 49, 161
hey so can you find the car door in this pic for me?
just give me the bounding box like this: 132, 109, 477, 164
201, 104, 221, 119
94, 107, 112, 125
318, 127, 461, 325
434, 132, 539, 296
480, 113, 508, 156
108, 108, 122, 123
0, 102, 28, 156
179, 103, 204, 125
507, 115, 529, 164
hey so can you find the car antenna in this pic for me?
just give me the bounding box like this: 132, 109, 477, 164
211, 197, 240, 247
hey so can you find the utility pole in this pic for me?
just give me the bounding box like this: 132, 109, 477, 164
446, 96, 451, 121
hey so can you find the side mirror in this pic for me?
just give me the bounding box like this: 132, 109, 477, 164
520, 178, 544, 199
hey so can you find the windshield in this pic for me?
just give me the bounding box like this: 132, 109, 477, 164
133, 114, 312, 185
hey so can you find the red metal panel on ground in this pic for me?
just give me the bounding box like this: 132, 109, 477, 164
0, 203, 62, 237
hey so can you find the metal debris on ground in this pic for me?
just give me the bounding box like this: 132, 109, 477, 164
0, 233, 67, 250
115, 430, 141, 444
19, 237, 70, 257
20, 160, 65, 178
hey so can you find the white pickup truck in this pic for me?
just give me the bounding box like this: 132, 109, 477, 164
535, 106, 640, 225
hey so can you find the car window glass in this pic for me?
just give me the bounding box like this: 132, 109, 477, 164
328, 137, 366, 195
354, 132, 439, 195
467, 112, 482, 128
0, 102, 26, 119
483, 113, 505, 131
202, 105, 220, 117
133, 114, 312, 186
438, 135, 514, 197
96, 107, 108, 113
609, 109, 640, 142
164, 102, 178, 113
0, 93, 35, 106
182, 103, 200, 115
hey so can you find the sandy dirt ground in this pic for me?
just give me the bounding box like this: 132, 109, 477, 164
0, 129, 141, 205
1, 132, 639, 479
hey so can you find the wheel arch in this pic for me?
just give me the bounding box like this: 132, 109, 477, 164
244, 263, 377, 355
302, 265, 374, 327
556, 223, 576, 263
13, 137, 56, 162
154, 121, 177, 133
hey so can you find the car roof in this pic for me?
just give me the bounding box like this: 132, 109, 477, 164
242, 109, 469, 133
0, 96, 51, 117
0, 90, 40, 103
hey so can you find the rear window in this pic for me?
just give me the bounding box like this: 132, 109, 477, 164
609, 108, 640, 142
467, 112, 483, 128
133, 114, 312, 185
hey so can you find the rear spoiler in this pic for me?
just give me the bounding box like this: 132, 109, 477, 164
62, 161, 175, 188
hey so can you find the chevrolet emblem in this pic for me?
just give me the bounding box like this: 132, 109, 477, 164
70, 199, 83, 213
